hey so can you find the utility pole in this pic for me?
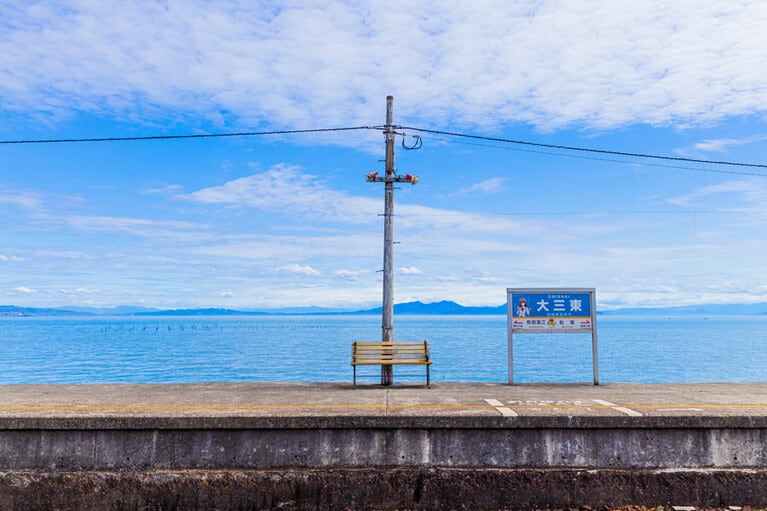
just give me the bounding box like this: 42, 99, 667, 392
366, 96, 419, 386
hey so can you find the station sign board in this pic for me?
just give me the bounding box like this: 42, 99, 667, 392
506, 288, 598, 384
508, 290, 594, 333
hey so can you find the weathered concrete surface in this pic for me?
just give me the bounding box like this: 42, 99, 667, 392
3, 382, 767, 420
2, 468, 766, 511
2, 425, 767, 470
2, 382, 767, 509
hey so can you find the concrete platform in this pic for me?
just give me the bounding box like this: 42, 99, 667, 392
2, 381, 766, 420
2, 382, 767, 510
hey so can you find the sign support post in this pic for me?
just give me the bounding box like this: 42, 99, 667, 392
590, 290, 599, 385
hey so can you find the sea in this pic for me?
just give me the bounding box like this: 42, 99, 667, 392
1, 315, 766, 385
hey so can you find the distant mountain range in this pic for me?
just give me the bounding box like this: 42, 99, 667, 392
350, 300, 506, 315
0, 306, 90, 317
3, 300, 767, 317
599, 302, 767, 316
0, 301, 505, 317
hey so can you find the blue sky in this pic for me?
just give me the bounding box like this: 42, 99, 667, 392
2, 1, 767, 310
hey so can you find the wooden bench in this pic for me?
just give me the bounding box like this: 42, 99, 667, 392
351, 341, 431, 388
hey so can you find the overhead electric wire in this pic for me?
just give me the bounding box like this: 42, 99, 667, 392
2, 122, 766, 172
0, 126, 376, 145
400, 126, 767, 170
396, 209, 767, 217
417, 134, 767, 178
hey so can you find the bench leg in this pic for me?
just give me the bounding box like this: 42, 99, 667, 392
353, 366, 356, 389
427, 365, 431, 389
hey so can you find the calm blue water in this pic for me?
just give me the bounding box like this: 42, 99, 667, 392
1, 315, 765, 384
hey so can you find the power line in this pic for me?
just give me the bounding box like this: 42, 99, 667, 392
397, 208, 767, 217
3, 121, 766, 172
0, 126, 376, 145
400, 126, 767, 170
417, 134, 767, 178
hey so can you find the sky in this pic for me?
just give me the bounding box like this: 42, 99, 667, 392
1, 0, 767, 310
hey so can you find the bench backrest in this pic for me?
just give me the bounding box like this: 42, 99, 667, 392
352, 341, 430, 365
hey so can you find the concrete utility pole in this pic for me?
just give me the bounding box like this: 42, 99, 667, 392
366, 96, 419, 386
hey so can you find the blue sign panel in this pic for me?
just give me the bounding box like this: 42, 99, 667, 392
511, 292, 591, 318
508, 289, 595, 333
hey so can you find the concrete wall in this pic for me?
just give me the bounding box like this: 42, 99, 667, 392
2, 416, 767, 509
2, 416, 767, 470
3, 427, 767, 471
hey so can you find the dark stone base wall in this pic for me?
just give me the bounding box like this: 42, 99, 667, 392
2, 468, 766, 511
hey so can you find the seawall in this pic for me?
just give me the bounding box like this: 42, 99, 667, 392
1, 382, 766, 510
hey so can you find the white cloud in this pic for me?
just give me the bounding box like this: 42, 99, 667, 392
143, 184, 184, 195
465, 268, 500, 283
2, 2, 766, 132
334, 269, 368, 279
182, 166, 540, 236
399, 267, 422, 275
275, 263, 321, 276
694, 138, 749, 153
0, 255, 23, 262
460, 178, 507, 195
59, 288, 95, 294
194, 233, 379, 261
12, 286, 37, 294
181, 164, 381, 223
220, 291, 233, 298
668, 179, 767, 207
65, 214, 209, 240
0, 189, 42, 209
67, 215, 200, 231
688, 135, 767, 153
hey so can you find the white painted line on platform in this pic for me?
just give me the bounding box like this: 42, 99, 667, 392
658, 408, 703, 412
484, 398, 518, 417
592, 399, 643, 417
613, 406, 643, 417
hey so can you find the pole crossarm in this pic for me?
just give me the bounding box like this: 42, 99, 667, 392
365, 172, 419, 185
